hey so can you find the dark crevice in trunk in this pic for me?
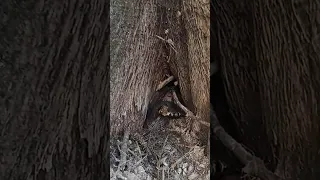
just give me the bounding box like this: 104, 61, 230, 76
210, 1, 280, 178
210, 3, 242, 178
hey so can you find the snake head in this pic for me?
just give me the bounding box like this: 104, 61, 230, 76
158, 102, 185, 118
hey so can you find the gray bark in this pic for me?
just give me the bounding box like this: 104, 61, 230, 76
110, 0, 210, 144
110, 0, 162, 135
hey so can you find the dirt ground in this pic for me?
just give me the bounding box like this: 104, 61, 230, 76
109, 117, 210, 180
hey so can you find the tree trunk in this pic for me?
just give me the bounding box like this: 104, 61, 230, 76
213, 0, 320, 179
110, 0, 162, 135
110, 0, 210, 143
0, 1, 109, 179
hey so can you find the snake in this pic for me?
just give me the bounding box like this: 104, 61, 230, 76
144, 85, 186, 129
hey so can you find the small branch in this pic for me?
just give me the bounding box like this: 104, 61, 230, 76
155, 35, 177, 53
155, 35, 166, 42
117, 129, 130, 171
156, 76, 175, 91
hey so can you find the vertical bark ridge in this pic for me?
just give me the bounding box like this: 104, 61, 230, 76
0, 0, 109, 179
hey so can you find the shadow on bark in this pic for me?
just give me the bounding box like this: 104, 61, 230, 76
0, 1, 109, 179
211, 0, 320, 179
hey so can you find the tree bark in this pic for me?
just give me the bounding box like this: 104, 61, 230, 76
0, 1, 109, 179
110, 0, 162, 135
110, 0, 210, 143
213, 0, 320, 179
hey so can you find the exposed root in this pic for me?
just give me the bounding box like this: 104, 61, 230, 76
210, 107, 285, 180
172, 89, 284, 180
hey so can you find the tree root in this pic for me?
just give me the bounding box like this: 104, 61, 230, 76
211, 107, 284, 180
172, 91, 285, 180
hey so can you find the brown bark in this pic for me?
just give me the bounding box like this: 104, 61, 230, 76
179, 0, 210, 141
110, 0, 210, 143
110, 0, 163, 135
0, 1, 109, 179
213, 0, 320, 179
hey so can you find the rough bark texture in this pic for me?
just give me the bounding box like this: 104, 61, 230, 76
110, 0, 163, 135
213, 0, 320, 179
0, 1, 109, 179
110, 0, 210, 142
178, 0, 210, 141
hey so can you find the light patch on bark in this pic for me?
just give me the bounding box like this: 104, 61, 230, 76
181, 0, 210, 141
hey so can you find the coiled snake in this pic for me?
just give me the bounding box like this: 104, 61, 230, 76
144, 85, 186, 129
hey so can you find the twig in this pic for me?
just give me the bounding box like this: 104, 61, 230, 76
210, 61, 219, 76
155, 35, 177, 53
155, 35, 166, 42
166, 39, 177, 53
135, 141, 142, 155
160, 135, 169, 158
170, 147, 195, 169
117, 130, 130, 171
132, 155, 147, 167
156, 76, 175, 91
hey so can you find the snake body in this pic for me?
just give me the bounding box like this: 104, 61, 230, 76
144, 85, 186, 129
